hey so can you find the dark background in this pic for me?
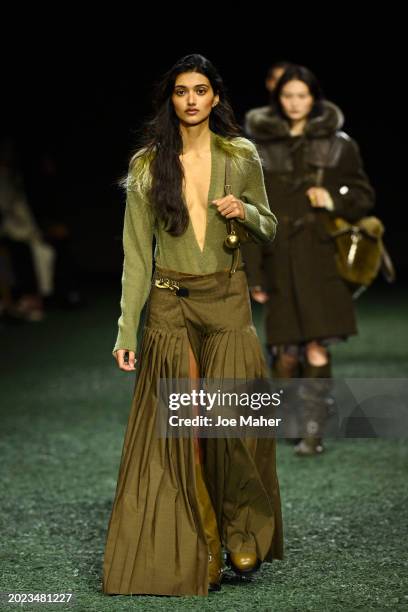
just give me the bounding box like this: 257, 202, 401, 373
1, 22, 407, 609
3, 20, 405, 282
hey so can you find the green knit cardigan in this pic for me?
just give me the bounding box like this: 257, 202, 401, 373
113, 130, 277, 355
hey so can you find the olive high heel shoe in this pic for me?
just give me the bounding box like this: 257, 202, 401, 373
226, 551, 261, 576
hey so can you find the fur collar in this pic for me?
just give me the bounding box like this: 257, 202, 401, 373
245, 100, 344, 141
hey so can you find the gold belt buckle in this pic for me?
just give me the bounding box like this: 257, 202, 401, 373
154, 276, 180, 291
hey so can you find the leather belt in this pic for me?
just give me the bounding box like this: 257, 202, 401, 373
153, 276, 189, 297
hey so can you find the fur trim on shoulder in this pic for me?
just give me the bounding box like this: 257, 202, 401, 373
245, 105, 288, 141
245, 100, 345, 141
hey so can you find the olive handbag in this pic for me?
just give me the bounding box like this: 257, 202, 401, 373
325, 216, 395, 297
315, 168, 395, 298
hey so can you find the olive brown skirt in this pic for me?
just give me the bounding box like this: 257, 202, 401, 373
102, 265, 284, 597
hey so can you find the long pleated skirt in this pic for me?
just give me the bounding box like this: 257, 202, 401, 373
102, 264, 284, 597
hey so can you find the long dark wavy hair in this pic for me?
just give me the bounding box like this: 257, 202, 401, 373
126, 54, 243, 236
271, 64, 325, 121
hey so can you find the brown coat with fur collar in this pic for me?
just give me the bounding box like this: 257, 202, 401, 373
242, 101, 375, 345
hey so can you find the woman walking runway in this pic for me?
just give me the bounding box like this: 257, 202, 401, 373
243, 64, 376, 455
102, 54, 283, 597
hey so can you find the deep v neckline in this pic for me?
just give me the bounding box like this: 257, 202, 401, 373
182, 131, 216, 255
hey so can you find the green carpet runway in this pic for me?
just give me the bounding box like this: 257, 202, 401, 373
1, 282, 407, 611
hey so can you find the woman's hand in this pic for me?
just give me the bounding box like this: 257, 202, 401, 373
250, 286, 270, 304
306, 187, 334, 210
212, 194, 245, 219
114, 349, 137, 371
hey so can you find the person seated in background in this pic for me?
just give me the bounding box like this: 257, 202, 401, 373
0, 140, 46, 321
26, 151, 83, 310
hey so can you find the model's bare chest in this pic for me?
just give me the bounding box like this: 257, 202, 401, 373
180, 152, 212, 252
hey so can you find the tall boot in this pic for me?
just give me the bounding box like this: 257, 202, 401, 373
188, 342, 223, 592
195, 459, 224, 591
295, 354, 333, 456
270, 345, 301, 379
270, 346, 302, 442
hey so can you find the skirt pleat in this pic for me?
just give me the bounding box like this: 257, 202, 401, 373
199, 326, 283, 561
102, 267, 283, 597
103, 327, 209, 596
